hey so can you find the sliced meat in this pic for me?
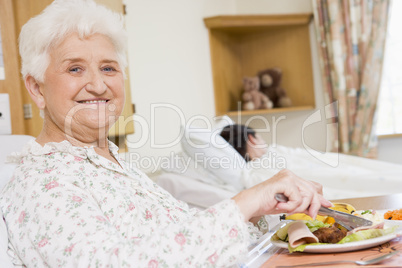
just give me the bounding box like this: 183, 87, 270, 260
287, 221, 319, 248
347, 222, 385, 235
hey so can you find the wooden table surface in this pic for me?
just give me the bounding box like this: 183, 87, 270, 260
333, 193, 402, 210
261, 193, 402, 267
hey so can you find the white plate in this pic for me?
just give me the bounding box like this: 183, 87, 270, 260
271, 220, 402, 253
377, 209, 400, 220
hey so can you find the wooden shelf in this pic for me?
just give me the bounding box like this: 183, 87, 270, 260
204, 14, 315, 116
204, 14, 312, 30
225, 105, 315, 117
377, 133, 402, 139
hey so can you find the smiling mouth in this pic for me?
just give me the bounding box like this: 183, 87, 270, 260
78, 99, 109, 104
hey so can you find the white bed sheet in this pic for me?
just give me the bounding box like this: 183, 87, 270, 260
243, 145, 402, 199
154, 145, 402, 209
155, 172, 234, 209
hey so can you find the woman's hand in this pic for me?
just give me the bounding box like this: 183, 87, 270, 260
232, 169, 332, 222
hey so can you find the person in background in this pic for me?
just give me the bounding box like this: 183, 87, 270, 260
220, 124, 268, 162
220, 124, 332, 197
0, 0, 331, 266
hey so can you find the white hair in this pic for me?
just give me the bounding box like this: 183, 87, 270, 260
19, 0, 128, 82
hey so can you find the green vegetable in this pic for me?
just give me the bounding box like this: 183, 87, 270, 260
361, 210, 372, 215
304, 220, 330, 232
288, 242, 327, 253
338, 226, 398, 244
276, 222, 291, 241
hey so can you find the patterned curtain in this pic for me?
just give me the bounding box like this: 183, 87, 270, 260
312, 0, 390, 157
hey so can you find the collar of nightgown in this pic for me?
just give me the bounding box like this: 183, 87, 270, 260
7, 139, 167, 202
7, 139, 123, 172
7, 140, 170, 204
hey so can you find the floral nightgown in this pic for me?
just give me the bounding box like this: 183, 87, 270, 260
0, 140, 260, 267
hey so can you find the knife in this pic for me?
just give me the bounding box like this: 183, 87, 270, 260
274, 193, 373, 230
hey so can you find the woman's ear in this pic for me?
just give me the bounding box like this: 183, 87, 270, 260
25, 75, 45, 109
248, 134, 257, 145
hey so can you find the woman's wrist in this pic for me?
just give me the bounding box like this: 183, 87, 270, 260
232, 187, 261, 222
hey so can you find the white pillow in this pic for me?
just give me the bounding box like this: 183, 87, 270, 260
0, 210, 15, 268
155, 172, 235, 209
180, 116, 247, 191
211, 115, 235, 132
0, 164, 16, 191
161, 151, 221, 187
0, 135, 34, 164
0, 135, 34, 191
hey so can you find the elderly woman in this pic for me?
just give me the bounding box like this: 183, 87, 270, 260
0, 0, 331, 266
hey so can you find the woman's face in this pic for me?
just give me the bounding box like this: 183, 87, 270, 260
38, 33, 125, 142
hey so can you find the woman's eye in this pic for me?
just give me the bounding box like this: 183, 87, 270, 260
69, 67, 82, 73
102, 66, 116, 72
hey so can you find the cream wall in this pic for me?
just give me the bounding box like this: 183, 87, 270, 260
123, 0, 329, 173
378, 138, 402, 165
235, 0, 312, 14
124, 0, 399, 171
124, 0, 236, 171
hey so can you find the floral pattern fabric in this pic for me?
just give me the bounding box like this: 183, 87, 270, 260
312, 0, 390, 157
0, 140, 258, 267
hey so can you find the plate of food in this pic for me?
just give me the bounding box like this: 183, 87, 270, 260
271, 204, 402, 253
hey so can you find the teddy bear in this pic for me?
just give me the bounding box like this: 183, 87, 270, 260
257, 67, 292, 108
241, 76, 273, 110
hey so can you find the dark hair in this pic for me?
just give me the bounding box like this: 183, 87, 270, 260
220, 124, 256, 162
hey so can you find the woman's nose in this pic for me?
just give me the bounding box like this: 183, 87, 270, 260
85, 70, 107, 94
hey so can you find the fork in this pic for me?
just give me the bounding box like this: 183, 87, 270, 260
276, 250, 400, 267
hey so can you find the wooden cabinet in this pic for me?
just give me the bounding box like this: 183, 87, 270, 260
0, 0, 25, 134
204, 14, 315, 116
0, 0, 134, 142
